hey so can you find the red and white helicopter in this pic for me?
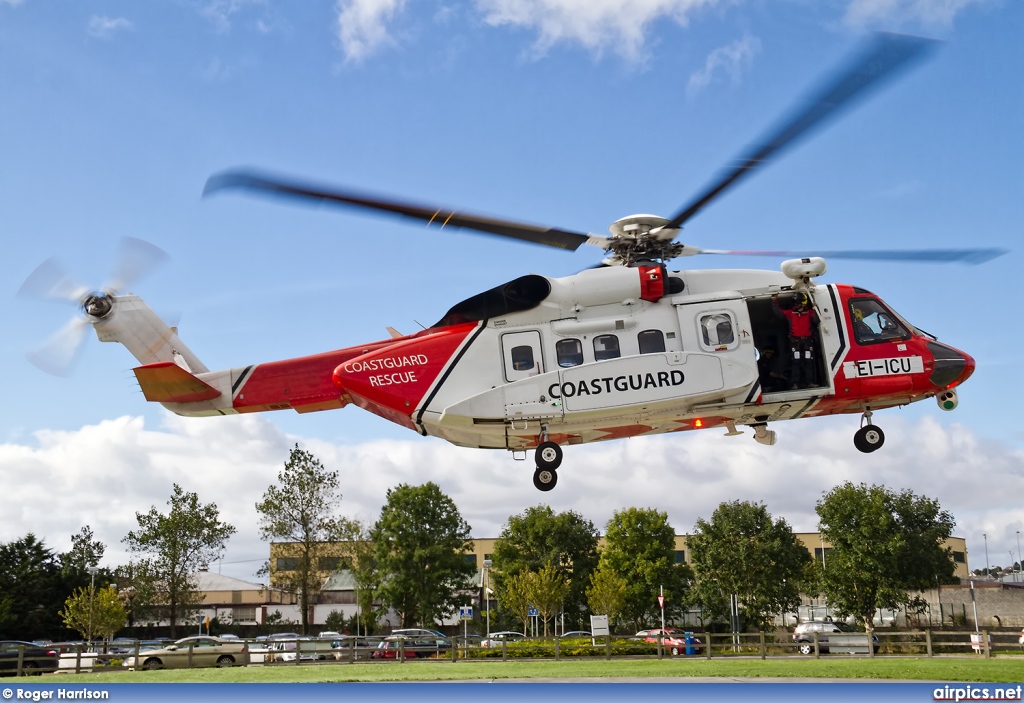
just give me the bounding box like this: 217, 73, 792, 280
23, 34, 1004, 491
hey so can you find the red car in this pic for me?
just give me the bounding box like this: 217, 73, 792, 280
642, 628, 703, 656
371, 636, 431, 659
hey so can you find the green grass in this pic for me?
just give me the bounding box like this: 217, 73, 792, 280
69, 657, 1024, 684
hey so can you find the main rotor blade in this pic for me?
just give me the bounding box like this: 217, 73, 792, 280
204, 170, 599, 252
692, 248, 1007, 265
665, 33, 938, 230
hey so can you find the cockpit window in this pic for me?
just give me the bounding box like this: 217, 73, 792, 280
849, 298, 910, 345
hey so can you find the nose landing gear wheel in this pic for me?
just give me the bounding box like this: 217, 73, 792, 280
535, 441, 563, 470
854, 425, 885, 453
533, 467, 558, 491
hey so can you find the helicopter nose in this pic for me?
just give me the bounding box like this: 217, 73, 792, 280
926, 341, 974, 388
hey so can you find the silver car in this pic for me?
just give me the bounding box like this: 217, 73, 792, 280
122, 636, 249, 670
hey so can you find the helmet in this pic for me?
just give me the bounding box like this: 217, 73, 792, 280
852, 306, 864, 321
796, 293, 810, 307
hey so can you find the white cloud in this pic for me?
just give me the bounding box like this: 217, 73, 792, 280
475, 0, 723, 63
1, 0, 26, 6
87, 16, 133, 39
332, 0, 724, 64
335, 0, 407, 63
200, 0, 268, 33
843, 0, 990, 28
687, 34, 760, 96
3, 411, 1022, 581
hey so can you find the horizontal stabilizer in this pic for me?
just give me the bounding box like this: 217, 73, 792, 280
134, 362, 222, 403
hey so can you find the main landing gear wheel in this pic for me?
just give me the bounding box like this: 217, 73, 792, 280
535, 441, 563, 470
533, 467, 558, 491
854, 425, 885, 453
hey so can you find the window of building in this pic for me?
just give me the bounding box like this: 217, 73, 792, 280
813, 547, 833, 563
953, 551, 966, 564
556, 338, 584, 367
463, 554, 477, 566
700, 313, 736, 349
233, 607, 256, 622
276, 557, 300, 571
674, 550, 686, 564
593, 334, 620, 361
510, 345, 535, 371
638, 329, 666, 354
318, 557, 351, 571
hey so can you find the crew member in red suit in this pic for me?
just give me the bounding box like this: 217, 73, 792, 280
773, 292, 819, 389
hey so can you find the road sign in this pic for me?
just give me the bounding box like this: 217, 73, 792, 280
459, 606, 473, 620
657, 595, 665, 609
528, 607, 539, 617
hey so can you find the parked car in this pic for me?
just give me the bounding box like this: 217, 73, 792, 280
641, 628, 702, 656
48, 643, 99, 672
1018, 628, 1024, 648
792, 621, 877, 654
0, 641, 59, 675
559, 631, 593, 640
371, 636, 429, 659
480, 631, 526, 648
122, 636, 249, 670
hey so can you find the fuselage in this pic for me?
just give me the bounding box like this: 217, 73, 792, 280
135, 264, 973, 452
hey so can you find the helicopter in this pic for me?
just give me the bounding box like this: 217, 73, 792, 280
21, 33, 1005, 491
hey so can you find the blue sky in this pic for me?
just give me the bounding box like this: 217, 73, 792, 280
1, 1, 1021, 584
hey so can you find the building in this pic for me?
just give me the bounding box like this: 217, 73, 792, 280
267, 532, 970, 629
131, 570, 297, 629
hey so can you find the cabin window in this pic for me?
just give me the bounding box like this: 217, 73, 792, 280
849, 298, 910, 345
593, 335, 620, 361
700, 313, 735, 348
556, 339, 584, 367
638, 329, 666, 354
510, 345, 535, 371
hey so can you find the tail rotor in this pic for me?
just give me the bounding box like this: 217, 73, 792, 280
19, 237, 169, 375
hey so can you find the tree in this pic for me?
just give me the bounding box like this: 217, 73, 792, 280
497, 570, 533, 634
347, 520, 383, 635
491, 505, 599, 630
112, 560, 160, 627
601, 507, 690, 631
371, 482, 475, 627
688, 500, 811, 629
814, 482, 956, 635
0, 534, 68, 640
586, 564, 627, 626
60, 585, 127, 641
530, 563, 569, 637
123, 483, 236, 636
61, 526, 105, 574
256, 445, 357, 635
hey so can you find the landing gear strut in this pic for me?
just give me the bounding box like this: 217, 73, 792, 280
533, 438, 562, 491
854, 408, 885, 453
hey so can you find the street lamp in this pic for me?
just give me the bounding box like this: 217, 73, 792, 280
482, 559, 492, 639
86, 566, 98, 650
1017, 531, 1022, 583
983, 533, 990, 577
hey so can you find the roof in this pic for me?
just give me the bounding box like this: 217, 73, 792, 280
194, 571, 265, 591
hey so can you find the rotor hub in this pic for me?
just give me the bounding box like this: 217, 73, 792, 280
83, 292, 113, 319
